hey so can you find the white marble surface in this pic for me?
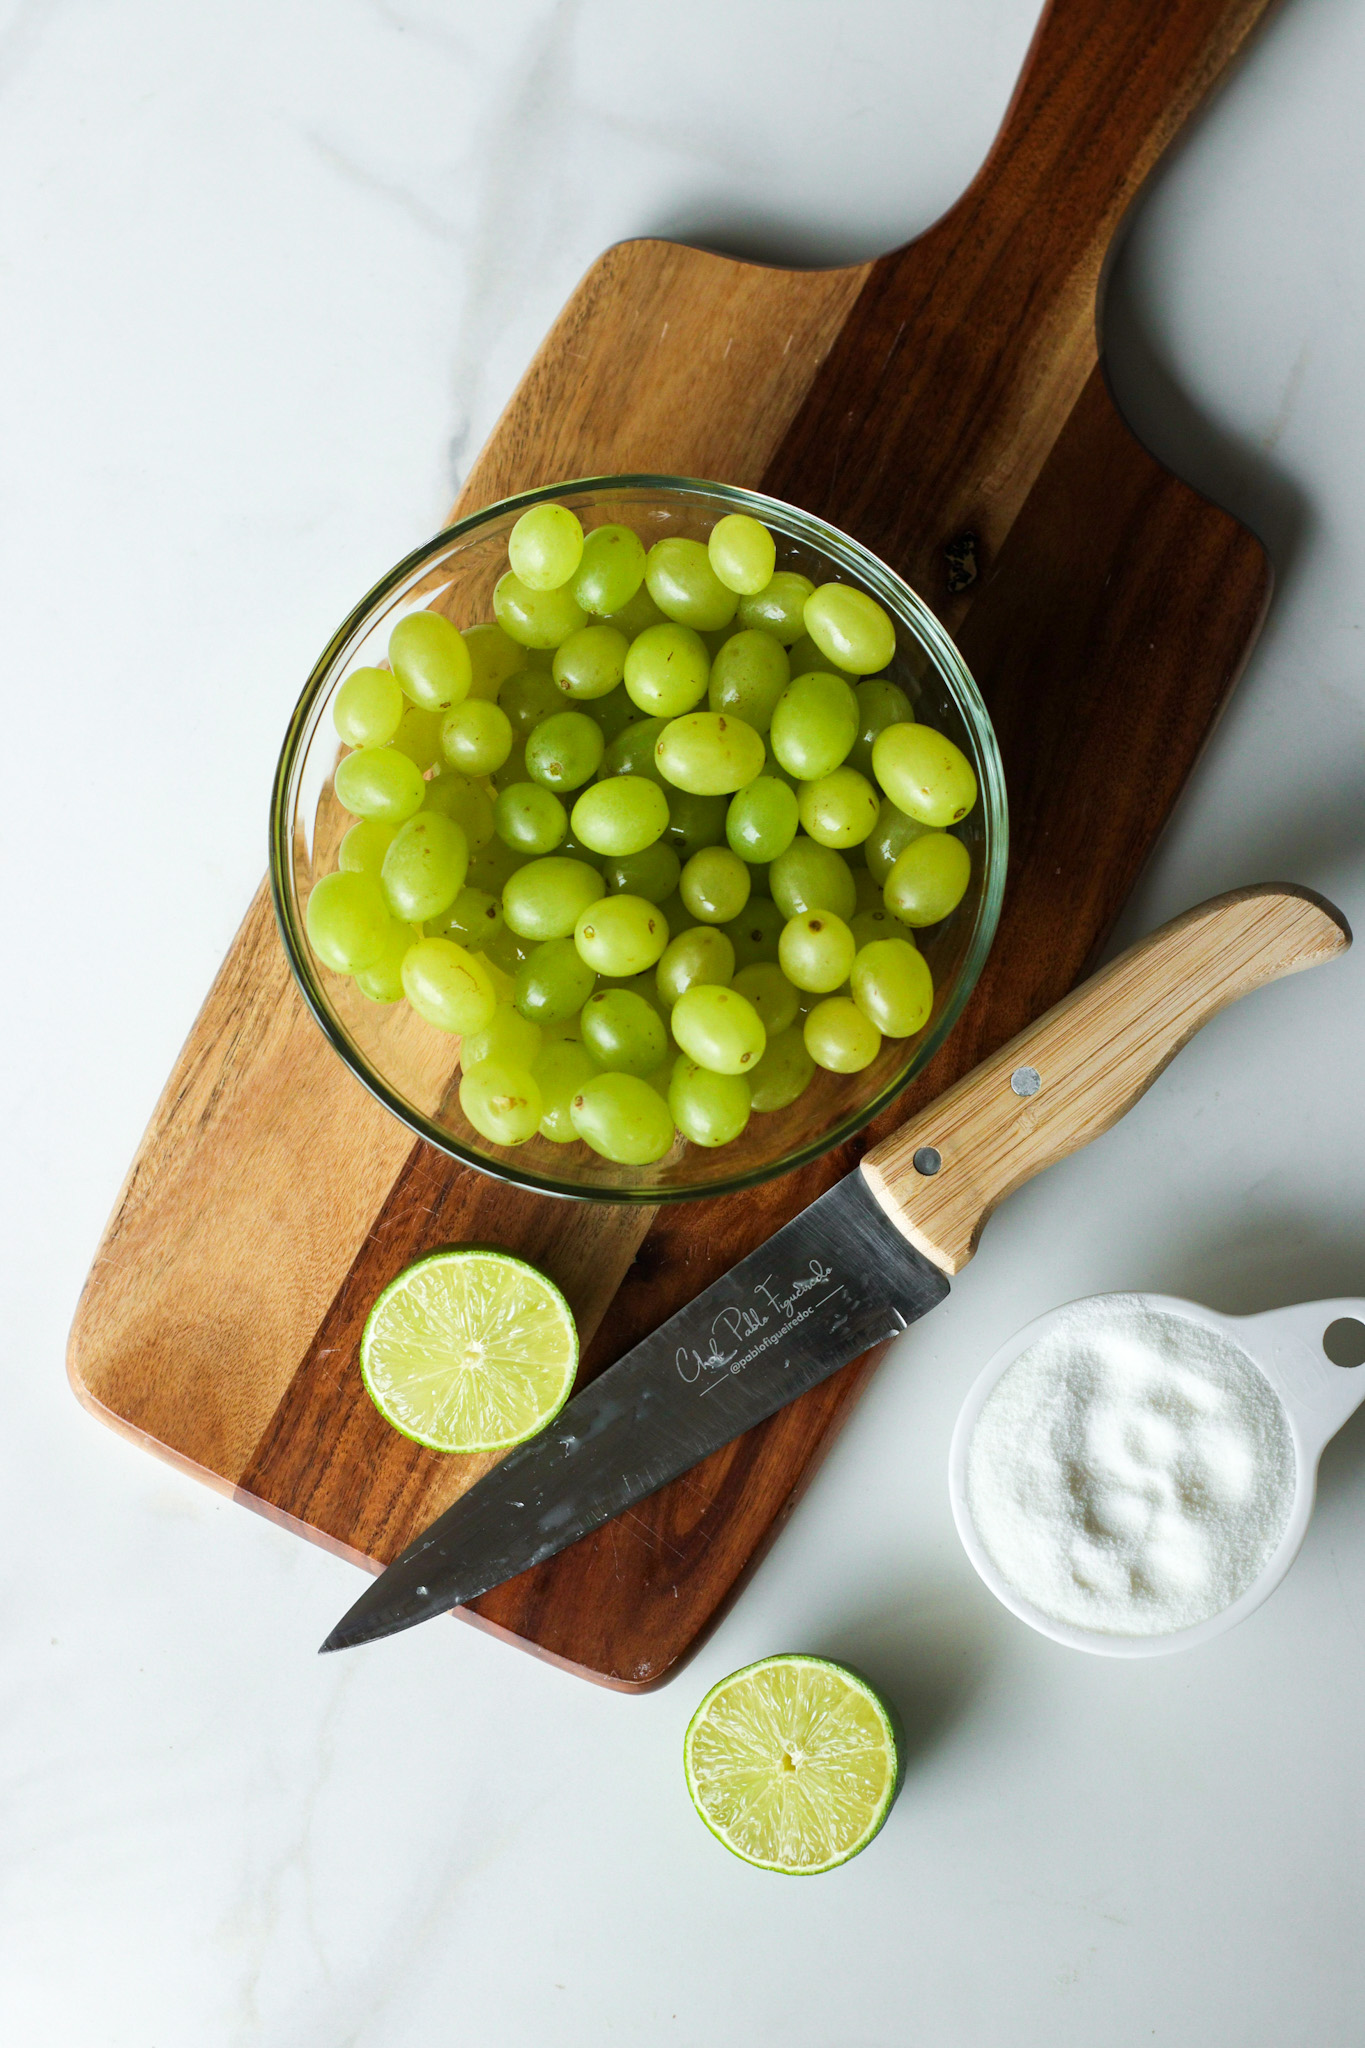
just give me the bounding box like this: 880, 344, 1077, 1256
5, 0, 1365, 2040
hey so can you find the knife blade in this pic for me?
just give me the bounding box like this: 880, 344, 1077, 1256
322, 883, 1350, 1654
321, 1169, 946, 1651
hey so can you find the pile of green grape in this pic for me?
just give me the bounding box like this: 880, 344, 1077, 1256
305, 502, 978, 1167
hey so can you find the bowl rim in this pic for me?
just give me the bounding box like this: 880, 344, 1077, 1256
270, 472, 1009, 1204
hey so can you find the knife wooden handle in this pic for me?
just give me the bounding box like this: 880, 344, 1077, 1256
860, 884, 1350, 1275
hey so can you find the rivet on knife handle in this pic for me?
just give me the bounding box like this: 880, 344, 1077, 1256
860, 884, 1351, 1276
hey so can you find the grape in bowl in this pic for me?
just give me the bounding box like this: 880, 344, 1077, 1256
271, 477, 1007, 1200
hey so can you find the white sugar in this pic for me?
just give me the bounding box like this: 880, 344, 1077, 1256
965, 1300, 1296, 1637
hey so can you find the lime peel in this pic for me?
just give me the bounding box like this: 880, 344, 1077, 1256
360, 1248, 578, 1454
684, 1653, 901, 1874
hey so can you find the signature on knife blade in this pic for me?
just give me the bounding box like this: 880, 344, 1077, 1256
674, 1260, 842, 1391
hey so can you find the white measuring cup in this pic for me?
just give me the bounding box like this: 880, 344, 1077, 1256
948, 1293, 1365, 1657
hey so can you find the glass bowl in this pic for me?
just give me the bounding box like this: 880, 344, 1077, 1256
270, 476, 1007, 1202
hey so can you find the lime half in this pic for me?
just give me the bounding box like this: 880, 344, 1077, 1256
360, 1248, 578, 1453
684, 1654, 901, 1874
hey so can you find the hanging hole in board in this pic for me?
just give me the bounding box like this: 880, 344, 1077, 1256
1322, 1318, 1365, 1370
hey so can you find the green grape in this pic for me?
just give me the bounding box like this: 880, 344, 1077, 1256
769, 837, 857, 920
601, 840, 680, 904
707, 629, 790, 733
656, 889, 686, 935
724, 896, 785, 969
589, 684, 645, 745
748, 860, 773, 897
525, 710, 604, 791
725, 776, 799, 864
333, 666, 403, 749
574, 523, 647, 615
461, 1002, 543, 1069
502, 857, 605, 941
622, 623, 710, 718
737, 571, 814, 644
884, 831, 972, 926
569, 1072, 676, 1165
466, 834, 528, 896
769, 671, 859, 781
644, 537, 738, 632
513, 937, 597, 1023
656, 925, 735, 1007
848, 678, 913, 779
796, 767, 879, 849
430, 886, 502, 951
803, 996, 882, 1073
574, 894, 669, 977
670, 983, 766, 1075
701, 621, 744, 659
851, 937, 933, 1038
338, 817, 399, 876
305, 870, 391, 973
571, 776, 670, 857
422, 771, 494, 848
459, 1058, 543, 1146
730, 961, 799, 1036
539, 1012, 584, 1042
610, 970, 670, 1022
390, 703, 445, 771
494, 571, 588, 649
707, 514, 776, 597
492, 741, 528, 792
787, 631, 856, 680
507, 502, 584, 591
380, 813, 469, 923
388, 611, 473, 712
353, 918, 417, 1003
654, 711, 765, 795
499, 667, 565, 738
334, 745, 426, 823
440, 698, 513, 777
462, 622, 525, 702
602, 582, 666, 638
601, 715, 668, 785
668, 1058, 752, 1146
483, 924, 536, 977
532, 1037, 598, 1142
865, 796, 930, 884
748, 1025, 817, 1112
849, 905, 898, 950
778, 910, 856, 993
852, 864, 884, 914
494, 781, 567, 856
803, 583, 896, 675
401, 936, 497, 1035
664, 789, 729, 860
552, 624, 629, 701
557, 826, 600, 864
871, 722, 977, 826
680, 846, 751, 924
580, 989, 668, 1076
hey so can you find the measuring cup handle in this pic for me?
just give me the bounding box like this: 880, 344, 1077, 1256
1234, 1300, 1365, 1453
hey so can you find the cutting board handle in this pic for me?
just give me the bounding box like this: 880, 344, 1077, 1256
861, 885, 1350, 1275
907, 0, 1272, 281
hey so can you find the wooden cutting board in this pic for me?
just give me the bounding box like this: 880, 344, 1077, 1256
69, 0, 1275, 1687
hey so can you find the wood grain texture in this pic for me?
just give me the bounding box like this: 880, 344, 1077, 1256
70, 0, 1280, 1687
863, 887, 1351, 1274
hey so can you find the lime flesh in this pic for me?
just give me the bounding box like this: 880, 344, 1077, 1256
360, 1248, 578, 1453
684, 1654, 900, 1874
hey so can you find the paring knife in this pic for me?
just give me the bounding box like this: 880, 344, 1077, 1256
322, 884, 1349, 1654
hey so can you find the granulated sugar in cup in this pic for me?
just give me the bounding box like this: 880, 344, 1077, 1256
949, 1292, 1365, 1656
